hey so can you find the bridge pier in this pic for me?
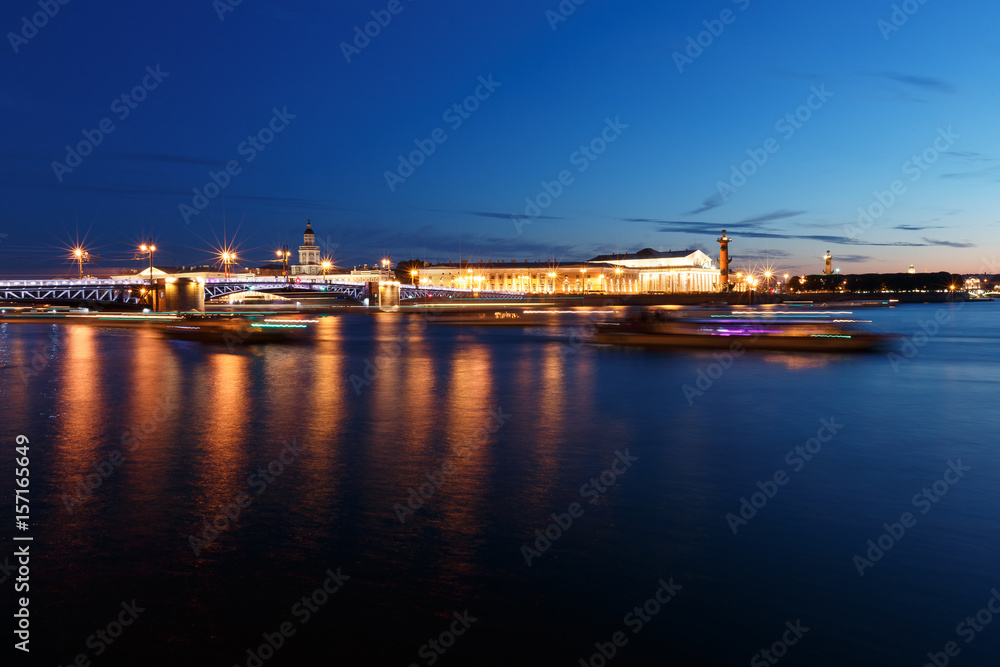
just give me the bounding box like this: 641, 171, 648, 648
161, 278, 205, 312
372, 281, 400, 312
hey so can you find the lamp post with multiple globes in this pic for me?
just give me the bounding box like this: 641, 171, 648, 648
221, 251, 237, 278
72, 247, 93, 279
276, 246, 291, 281
139, 241, 156, 287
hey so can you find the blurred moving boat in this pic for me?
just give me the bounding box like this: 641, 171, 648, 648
594, 310, 893, 352
160, 316, 309, 343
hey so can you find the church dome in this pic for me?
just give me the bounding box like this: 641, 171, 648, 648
304, 220, 315, 237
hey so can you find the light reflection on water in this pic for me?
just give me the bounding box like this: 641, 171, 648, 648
1, 304, 999, 665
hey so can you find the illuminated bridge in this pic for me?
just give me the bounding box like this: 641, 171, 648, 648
0, 277, 525, 307
203, 276, 524, 302
0, 279, 145, 306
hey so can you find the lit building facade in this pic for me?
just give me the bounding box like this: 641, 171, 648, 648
291, 221, 321, 276
414, 249, 720, 294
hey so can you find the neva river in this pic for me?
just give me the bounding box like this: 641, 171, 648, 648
2, 303, 999, 666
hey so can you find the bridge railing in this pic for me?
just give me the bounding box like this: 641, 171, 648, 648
0, 279, 148, 287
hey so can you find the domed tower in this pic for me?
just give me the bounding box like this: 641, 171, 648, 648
296, 219, 320, 274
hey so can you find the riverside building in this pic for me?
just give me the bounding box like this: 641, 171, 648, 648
415, 248, 720, 294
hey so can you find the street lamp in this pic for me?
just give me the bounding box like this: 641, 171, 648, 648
276, 245, 290, 280
139, 240, 156, 287
72, 247, 92, 279
221, 251, 237, 278
322, 260, 331, 281
410, 268, 418, 285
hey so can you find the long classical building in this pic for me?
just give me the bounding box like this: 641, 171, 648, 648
415, 248, 720, 294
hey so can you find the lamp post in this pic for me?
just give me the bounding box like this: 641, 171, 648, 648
139, 240, 156, 287
276, 246, 290, 281
221, 251, 237, 278
322, 260, 331, 282
72, 247, 91, 279
138, 240, 156, 308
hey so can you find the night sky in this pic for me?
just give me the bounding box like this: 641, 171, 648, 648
2, 0, 997, 277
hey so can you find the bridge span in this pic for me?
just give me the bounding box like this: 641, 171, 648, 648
0, 276, 525, 309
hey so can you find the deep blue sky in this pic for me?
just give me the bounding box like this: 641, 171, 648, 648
2, 0, 998, 277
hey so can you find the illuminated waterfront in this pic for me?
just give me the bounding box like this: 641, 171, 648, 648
3, 304, 1000, 665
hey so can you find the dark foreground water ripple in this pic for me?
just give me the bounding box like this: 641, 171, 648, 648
1, 302, 998, 666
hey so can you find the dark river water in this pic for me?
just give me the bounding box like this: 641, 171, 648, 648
2, 302, 999, 666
